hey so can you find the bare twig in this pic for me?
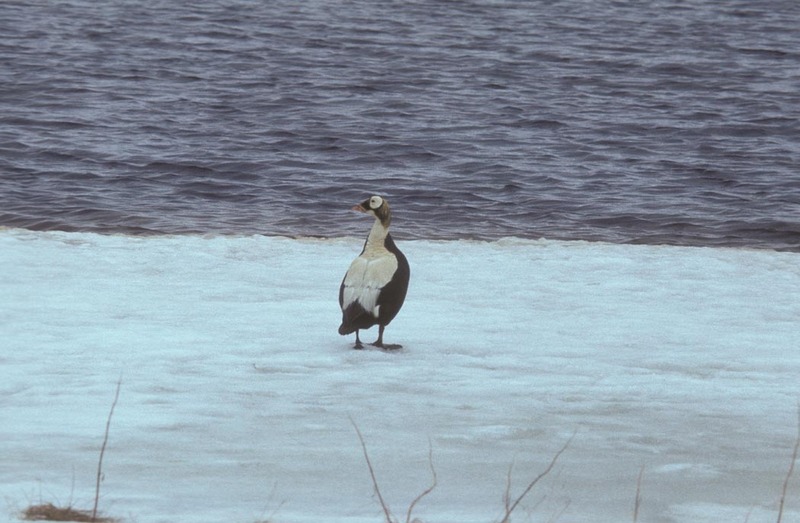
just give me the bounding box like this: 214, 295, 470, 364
350, 417, 394, 523
547, 498, 571, 523
776, 403, 800, 523
405, 439, 437, 523
499, 431, 576, 523
256, 480, 286, 523
633, 465, 645, 523
503, 462, 514, 514
92, 377, 121, 522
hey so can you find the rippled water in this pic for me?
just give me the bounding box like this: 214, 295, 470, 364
1, 0, 799, 250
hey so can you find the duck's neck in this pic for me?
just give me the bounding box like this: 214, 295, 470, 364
365, 217, 390, 251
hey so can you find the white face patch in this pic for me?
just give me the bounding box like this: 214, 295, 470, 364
369, 196, 384, 210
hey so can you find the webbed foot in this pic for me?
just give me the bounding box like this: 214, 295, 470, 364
371, 341, 403, 351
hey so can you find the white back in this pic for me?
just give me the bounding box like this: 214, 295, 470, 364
342, 251, 398, 317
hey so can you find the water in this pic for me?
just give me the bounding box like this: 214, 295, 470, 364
1, 0, 799, 251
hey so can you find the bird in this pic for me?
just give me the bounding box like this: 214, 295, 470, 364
338, 195, 410, 350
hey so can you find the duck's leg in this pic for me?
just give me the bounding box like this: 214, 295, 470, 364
372, 325, 402, 350
353, 330, 364, 350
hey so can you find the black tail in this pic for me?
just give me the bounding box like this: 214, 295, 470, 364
338, 322, 356, 335
339, 302, 374, 335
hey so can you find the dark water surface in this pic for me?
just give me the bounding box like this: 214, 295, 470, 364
1, 0, 799, 250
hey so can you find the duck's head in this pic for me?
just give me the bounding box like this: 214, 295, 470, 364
352, 195, 391, 225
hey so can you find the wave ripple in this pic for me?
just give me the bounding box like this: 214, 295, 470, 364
1, 0, 799, 250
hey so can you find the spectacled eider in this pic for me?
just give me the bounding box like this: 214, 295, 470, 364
338, 195, 410, 350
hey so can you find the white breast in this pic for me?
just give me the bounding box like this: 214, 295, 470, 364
342, 249, 398, 317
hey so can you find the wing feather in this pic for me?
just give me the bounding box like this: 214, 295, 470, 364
341, 254, 398, 317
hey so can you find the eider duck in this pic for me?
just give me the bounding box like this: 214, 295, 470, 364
338, 195, 410, 350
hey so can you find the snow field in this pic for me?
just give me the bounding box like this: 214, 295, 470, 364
1, 229, 799, 522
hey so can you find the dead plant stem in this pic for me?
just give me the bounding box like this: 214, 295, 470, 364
776, 403, 800, 523
633, 465, 644, 523
405, 439, 437, 523
350, 417, 393, 523
499, 431, 575, 523
92, 377, 121, 522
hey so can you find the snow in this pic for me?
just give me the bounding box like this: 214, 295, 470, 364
1, 228, 799, 523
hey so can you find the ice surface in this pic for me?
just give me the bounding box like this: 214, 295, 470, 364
1, 229, 799, 523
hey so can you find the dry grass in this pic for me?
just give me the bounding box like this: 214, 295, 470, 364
351, 418, 578, 523
17, 403, 799, 522
21, 503, 117, 522
349, 413, 798, 523
21, 379, 121, 523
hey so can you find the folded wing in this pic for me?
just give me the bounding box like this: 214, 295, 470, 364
341, 255, 399, 319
